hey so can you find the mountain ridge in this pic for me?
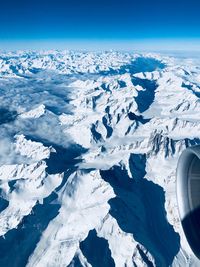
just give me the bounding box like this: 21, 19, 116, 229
0, 51, 199, 266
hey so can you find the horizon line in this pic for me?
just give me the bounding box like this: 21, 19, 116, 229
1, 38, 200, 52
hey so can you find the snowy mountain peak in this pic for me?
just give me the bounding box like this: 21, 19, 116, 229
0, 51, 199, 267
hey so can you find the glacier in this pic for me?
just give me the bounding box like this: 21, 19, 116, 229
0, 50, 200, 266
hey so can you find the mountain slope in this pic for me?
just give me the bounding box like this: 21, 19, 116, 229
0, 51, 199, 267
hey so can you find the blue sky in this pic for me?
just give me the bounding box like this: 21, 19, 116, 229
1, 0, 200, 50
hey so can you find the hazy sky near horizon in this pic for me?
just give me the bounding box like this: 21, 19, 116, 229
1, 0, 200, 50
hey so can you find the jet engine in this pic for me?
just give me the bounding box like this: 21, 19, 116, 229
177, 146, 200, 259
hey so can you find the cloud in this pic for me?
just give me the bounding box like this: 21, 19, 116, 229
0, 72, 74, 166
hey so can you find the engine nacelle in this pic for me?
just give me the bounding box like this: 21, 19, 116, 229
177, 146, 200, 259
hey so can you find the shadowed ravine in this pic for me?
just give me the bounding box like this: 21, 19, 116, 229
79, 229, 115, 267
100, 154, 180, 266
132, 78, 158, 113
99, 57, 166, 76
0, 195, 60, 267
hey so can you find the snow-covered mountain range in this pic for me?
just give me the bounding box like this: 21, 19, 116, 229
0, 50, 200, 267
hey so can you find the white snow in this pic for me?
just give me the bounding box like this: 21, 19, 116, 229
20, 104, 46, 119
0, 50, 199, 266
